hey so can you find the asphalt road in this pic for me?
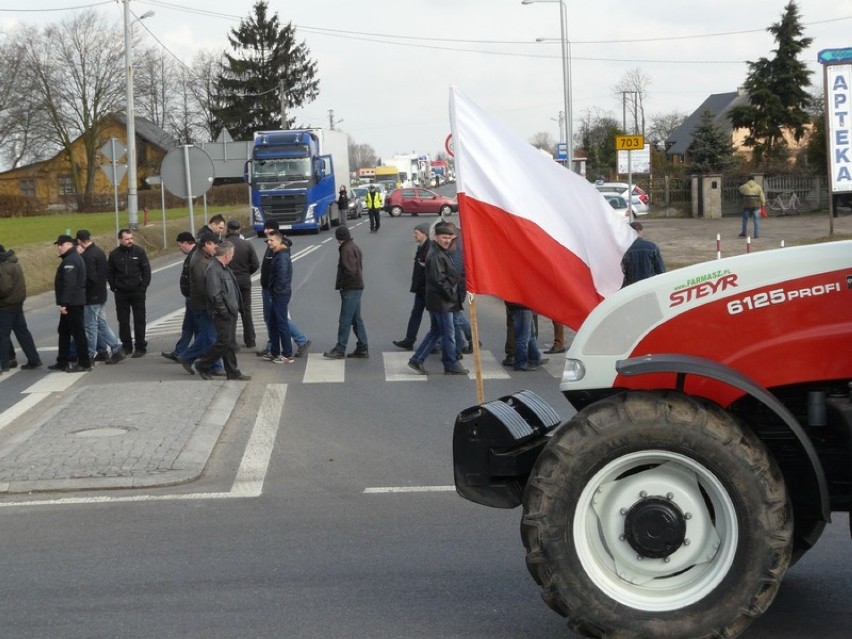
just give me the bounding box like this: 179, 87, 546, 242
0, 211, 850, 638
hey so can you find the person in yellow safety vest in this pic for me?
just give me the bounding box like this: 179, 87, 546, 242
365, 185, 384, 234
738, 176, 766, 239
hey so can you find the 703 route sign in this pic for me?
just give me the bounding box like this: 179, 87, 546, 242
616, 135, 644, 150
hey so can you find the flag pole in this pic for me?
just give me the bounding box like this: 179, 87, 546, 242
468, 293, 486, 404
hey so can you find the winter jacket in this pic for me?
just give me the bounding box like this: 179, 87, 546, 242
409, 239, 430, 294
424, 244, 460, 313
205, 258, 241, 318
79, 243, 110, 305
269, 248, 293, 299
0, 248, 27, 309
188, 248, 214, 311
179, 247, 195, 298
226, 231, 260, 287
739, 179, 766, 208
55, 247, 87, 307
335, 240, 364, 291
107, 244, 151, 293
621, 238, 666, 286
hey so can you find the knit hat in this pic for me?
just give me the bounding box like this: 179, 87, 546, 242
176, 231, 195, 243
335, 226, 351, 241
414, 223, 430, 236
227, 219, 241, 231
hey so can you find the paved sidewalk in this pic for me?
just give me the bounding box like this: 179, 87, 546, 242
0, 377, 244, 494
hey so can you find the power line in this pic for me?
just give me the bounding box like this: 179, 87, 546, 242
0, 1, 113, 12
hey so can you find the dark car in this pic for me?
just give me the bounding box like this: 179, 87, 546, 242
384, 187, 457, 217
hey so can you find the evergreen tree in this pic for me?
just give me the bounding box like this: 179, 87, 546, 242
687, 110, 736, 174
729, 1, 812, 169
214, 1, 319, 139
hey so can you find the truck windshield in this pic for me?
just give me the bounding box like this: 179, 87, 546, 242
252, 158, 311, 189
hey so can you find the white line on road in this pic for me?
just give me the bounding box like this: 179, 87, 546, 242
231, 383, 287, 496
363, 486, 456, 494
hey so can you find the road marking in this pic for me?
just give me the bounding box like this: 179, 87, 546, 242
0, 373, 82, 430
384, 351, 427, 382
363, 486, 455, 494
231, 383, 286, 496
303, 352, 345, 383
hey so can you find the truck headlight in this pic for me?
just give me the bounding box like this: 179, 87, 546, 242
305, 203, 316, 222
251, 206, 262, 224
561, 358, 586, 383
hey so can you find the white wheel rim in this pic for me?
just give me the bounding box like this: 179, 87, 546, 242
573, 450, 737, 611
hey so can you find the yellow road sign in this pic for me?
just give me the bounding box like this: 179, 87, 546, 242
616, 135, 645, 150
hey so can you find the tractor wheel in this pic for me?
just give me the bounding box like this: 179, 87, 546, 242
521, 391, 792, 639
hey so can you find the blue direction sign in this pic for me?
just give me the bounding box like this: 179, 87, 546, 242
818, 48, 852, 64
555, 142, 568, 161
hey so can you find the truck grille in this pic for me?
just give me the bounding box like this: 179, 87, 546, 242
260, 193, 306, 224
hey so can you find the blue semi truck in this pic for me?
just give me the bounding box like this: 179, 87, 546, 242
245, 128, 350, 235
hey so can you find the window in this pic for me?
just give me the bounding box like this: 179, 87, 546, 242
58, 175, 76, 195
19, 179, 35, 197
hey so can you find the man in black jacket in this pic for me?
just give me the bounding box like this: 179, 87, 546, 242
393, 222, 430, 350
225, 219, 260, 348
407, 222, 468, 376
107, 228, 151, 357
193, 241, 250, 381
50, 235, 91, 372
162, 231, 197, 361
75, 230, 125, 365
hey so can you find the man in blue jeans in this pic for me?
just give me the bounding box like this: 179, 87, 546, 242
407, 222, 468, 376
323, 226, 368, 359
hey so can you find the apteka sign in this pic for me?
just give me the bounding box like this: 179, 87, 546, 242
821, 48, 852, 193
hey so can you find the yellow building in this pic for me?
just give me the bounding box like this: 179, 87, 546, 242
0, 114, 174, 210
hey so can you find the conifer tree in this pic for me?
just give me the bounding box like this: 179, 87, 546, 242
729, 1, 812, 169
688, 110, 736, 174
214, 1, 319, 139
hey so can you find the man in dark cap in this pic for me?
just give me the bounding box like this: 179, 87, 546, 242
393, 222, 431, 350
407, 222, 468, 376
50, 235, 91, 372
323, 225, 369, 358
162, 231, 198, 361
75, 230, 125, 365
364, 184, 383, 233
225, 219, 260, 348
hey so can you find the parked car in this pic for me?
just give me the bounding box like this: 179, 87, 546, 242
602, 194, 635, 220
348, 186, 368, 219
384, 187, 458, 217
595, 181, 649, 215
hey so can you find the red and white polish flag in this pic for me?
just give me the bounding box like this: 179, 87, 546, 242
449, 87, 636, 331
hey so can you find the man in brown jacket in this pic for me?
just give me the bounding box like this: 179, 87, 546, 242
323, 226, 369, 359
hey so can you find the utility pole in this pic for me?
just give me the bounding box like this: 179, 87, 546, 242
329, 109, 336, 130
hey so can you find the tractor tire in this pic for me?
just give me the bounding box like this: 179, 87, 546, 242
521, 390, 792, 639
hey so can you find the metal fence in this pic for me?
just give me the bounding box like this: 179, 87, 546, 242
637, 174, 829, 217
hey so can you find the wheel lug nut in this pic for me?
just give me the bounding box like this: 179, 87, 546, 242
685, 512, 692, 520
684, 538, 691, 546
639, 490, 647, 498
666, 492, 674, 500
619, 508, 627, 515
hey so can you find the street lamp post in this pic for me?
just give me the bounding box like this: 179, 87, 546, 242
123, 2, 154, 229
523, 0, 573, 170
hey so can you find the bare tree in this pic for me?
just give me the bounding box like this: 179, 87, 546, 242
529, 131, 556, 154
614, 68, 653, 135
648, 110, 688, 149
135, 47, 177, 130
186, 50, 225, 142
348, 138, 378, 171
19, 11, 125, 209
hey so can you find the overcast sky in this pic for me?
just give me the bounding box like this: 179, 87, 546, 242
4, 0, 852, 160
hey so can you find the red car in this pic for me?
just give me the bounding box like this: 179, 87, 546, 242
384, 188, 457, 217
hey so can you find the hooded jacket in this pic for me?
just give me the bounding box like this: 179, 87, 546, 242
0, 247, 27, 309
79, 242, 110, 305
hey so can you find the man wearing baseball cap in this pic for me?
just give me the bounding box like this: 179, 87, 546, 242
49, 235, 91, 372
